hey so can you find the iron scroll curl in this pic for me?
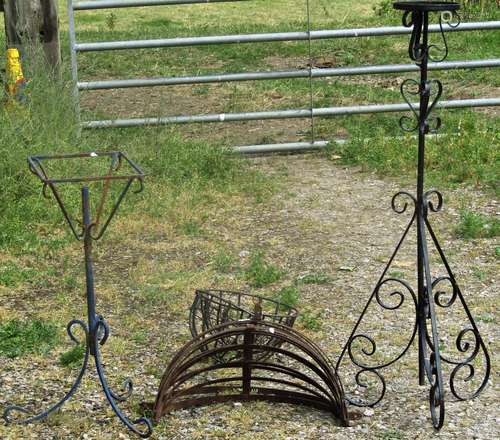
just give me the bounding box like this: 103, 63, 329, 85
2, 320, 90, 424
427, 276, 491, 402
340, 278, 418, 407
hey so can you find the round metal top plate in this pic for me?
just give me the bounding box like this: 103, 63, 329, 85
393, 1, 460, 12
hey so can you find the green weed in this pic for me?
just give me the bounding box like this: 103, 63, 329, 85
180, 220, 204, 237
212, 249, 237, 273
0, 320, 59, 358
298, 309, 322, 331
295, 272, 331, 285
473, 269, 487, 281
388, 271, 405, 279
143, 285, 171, 306
59, 345, 85, 367
132, 330, 148, 344
245, 251, 284, 288
0, 263, 34, 287
476, 313, 495, 323
273, 286, 300, 309
377, 428, 404, 440
455, 210, 500, 239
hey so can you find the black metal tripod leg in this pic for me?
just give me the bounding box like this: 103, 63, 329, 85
2, 320, 90, 425
335, 206, 419, 407
93, 319, 153, 438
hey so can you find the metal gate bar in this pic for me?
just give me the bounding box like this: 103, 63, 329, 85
82, 98, 500, 128
68, 0, 500, 150
78, 59, 500, 90
74, 21, 500, 52
234, 141, 331, 154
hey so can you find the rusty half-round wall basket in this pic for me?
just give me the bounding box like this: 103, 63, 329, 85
153, 315, 349, 426
189, 289, 299, 363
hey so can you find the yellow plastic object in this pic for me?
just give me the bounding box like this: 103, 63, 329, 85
5, 48, 27, 103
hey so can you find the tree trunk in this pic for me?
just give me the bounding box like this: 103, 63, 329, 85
3, 0, 60, 71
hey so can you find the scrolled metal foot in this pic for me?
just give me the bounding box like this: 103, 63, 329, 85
2, 320, 90, 425
93, 320, 152, 438
425, 222, 491, 403
109, 379, 134, 402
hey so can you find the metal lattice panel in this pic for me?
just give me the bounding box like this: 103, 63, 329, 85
189, 289, 298, 362
154, 318, 349, 426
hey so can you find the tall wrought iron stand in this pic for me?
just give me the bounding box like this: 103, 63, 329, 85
3, 152, 153, 438
336, 1, 490, 430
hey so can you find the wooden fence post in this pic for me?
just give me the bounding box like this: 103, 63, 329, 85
3, 0, 61, 71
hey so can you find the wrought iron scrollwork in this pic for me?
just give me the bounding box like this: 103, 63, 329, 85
427, 269, 491, 402
424, 189, 443, 214
402, 8, 461, 64
427, 352, 445, 429
5, 153, 152, 437
399, 78, 443, 134
392, 190, 417, 214
338, 277, 418, 407
93, 319, 153, 438
3, 320, 90, 424
338, 1, 489, 431
399, 79, 421, 132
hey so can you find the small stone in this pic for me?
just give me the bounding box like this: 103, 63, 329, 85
363, 408, 375, 417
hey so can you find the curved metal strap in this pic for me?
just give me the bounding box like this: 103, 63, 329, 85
3, 320, 90, 425
94, 319, 153, 438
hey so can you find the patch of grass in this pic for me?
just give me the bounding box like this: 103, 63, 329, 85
273, 286, 300, 309
476, 313, 495, 324
180, 220, 205, 237
59, 345, 85, 367
473, 268, 487, 281
295, 272, 331, 285
141, 133, 240, 189
377, 428, 404, 440
388, 271, 405, 279
0, 68, 78, 253
0, 320, 59, 358
0, 262, 34, 287
212, 249, 237, 273
329, 110, 499, 192
374, 0, 498, 20
455, 210, 500, 239
132, 330, 149, 344
143, 285, 172, 306
245, 251, 285, 288
298, 309, 322, 331
0, 64, 273, 255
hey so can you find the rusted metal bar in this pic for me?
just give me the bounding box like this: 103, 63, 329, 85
154, 319, 349, 426
189, 289, 298, 362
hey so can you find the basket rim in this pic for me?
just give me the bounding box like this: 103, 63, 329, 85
194, 289, 298, 317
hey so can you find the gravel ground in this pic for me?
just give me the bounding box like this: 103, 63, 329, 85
0, 155, 497, 440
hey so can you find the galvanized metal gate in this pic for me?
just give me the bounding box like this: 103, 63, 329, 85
67, 0, 500, 152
